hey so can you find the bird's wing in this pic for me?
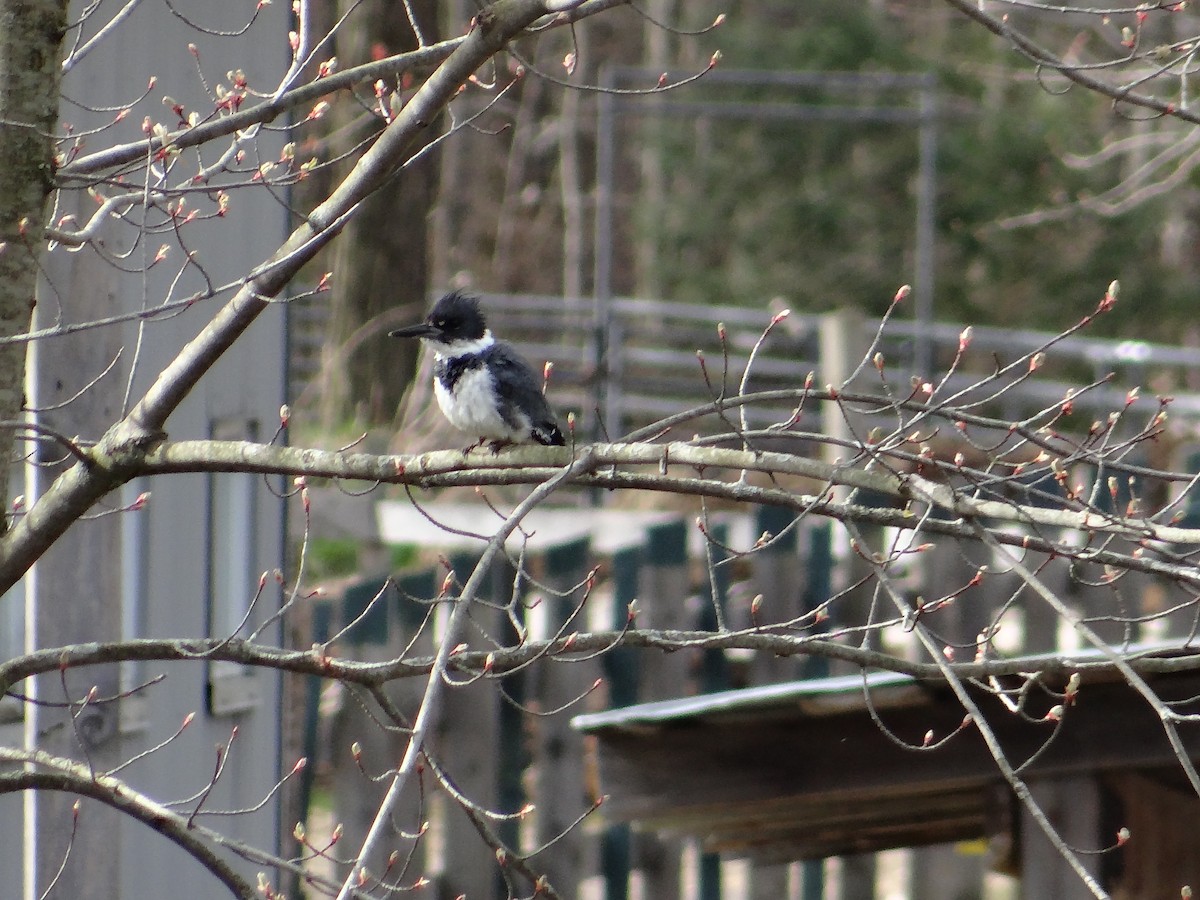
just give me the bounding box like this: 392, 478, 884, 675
485, 343, 565, 444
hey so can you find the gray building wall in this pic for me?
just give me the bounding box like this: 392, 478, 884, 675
0, 1, 291, 896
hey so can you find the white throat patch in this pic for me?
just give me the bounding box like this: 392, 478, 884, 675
431, 330, 495, 358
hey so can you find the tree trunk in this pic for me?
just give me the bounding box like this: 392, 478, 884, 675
0, 0, 69, 530
320, 0, 441, 429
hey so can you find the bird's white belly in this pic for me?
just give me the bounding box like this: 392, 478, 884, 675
434, 367, 524, 440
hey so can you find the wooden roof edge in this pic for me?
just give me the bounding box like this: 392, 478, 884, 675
572, 670, 915, 732
572, 639, 1200, 734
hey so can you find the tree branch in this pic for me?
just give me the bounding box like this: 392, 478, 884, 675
0, 748, 257, 900
0, 744, 378, 899
0, 0, 611, 593
4, 628, 1199, 702
333, 446, 598, 900
133, 437, 1200, 573
56, 0, 629, 181
940, 0, 1200, 125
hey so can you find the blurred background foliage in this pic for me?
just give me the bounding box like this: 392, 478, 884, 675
625, 1, 1200, 337
298, 0, 1200, 430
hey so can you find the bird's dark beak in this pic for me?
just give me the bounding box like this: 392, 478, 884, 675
389, 323, 440, 339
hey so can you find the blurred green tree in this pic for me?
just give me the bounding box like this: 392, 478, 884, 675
626, 1, 1200, 340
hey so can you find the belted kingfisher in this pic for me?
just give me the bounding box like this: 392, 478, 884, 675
390, 291, 566, 449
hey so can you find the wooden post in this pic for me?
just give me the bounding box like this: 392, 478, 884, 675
1105, 771, 1200, 895
1021, 552, 1065, 655
531, 536, 597, 897
602, 546, 641, 900
817, 308, 870, 467
331, 570, 437, 893
496, 564, 529, 879
699, 522, 731, 900
804, 523, 835, 681
819, 309, 884, 672
632, 519, 690, 900
910, 536, 997, 900
819, 310, 876, 900
699, 521, 731, 695
840, 854, 877, 900
747, 504, 805, 685
638, 519, 694, 694
799, 524, 832, 897
750, 863, 791, 900
909, 844, 985, 900
918, 535, 998, 660
1020, 777, 1102, 900
438, 552, 503, 900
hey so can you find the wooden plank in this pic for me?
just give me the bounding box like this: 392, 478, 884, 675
656, 780, 995, 861
918, 537, 997, 652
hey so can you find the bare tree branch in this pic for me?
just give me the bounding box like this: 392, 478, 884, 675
55, 0, 628, 182
131, 436, 1200, 566
0, 0, 611, 593
0, 748, 258, 900
940, 0, 1200, 124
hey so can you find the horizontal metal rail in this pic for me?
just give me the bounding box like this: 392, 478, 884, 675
287, 291, 1200, 439
480, 293, 1200, 438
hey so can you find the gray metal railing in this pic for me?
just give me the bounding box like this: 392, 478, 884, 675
479, 292, 1200, 438
288, 291, 1200, 433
